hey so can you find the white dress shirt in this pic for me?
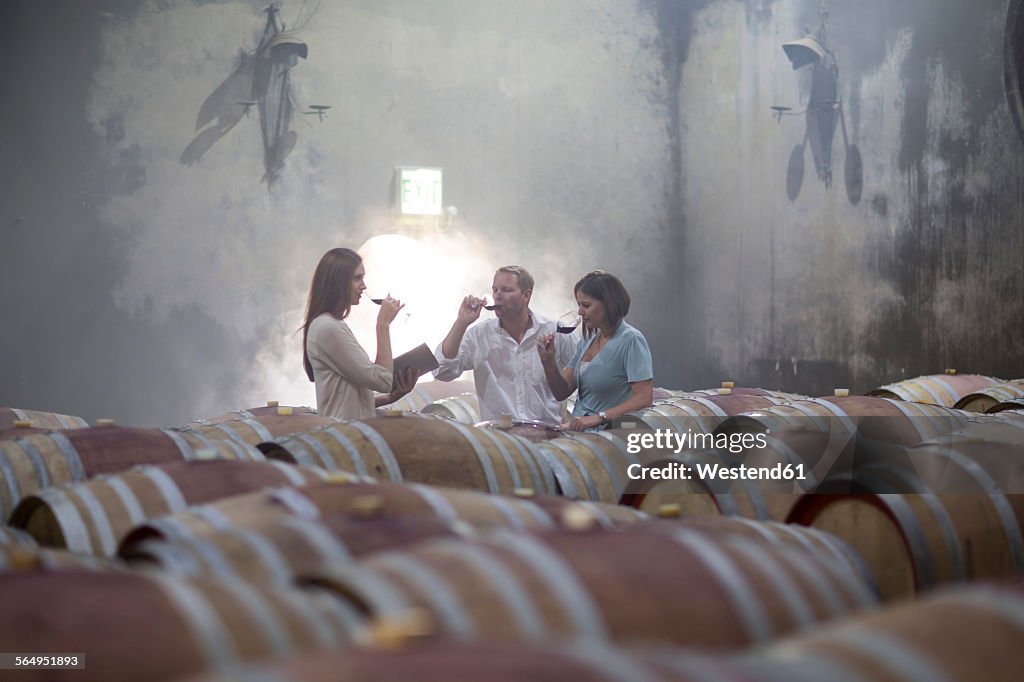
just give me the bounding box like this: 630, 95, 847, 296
433, 311, 578, 423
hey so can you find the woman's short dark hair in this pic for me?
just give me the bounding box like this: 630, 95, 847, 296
302, 247, 362, 381
574, 270, 630, 337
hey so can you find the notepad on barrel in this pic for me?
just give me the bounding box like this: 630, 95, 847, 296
392, 343, 439, 389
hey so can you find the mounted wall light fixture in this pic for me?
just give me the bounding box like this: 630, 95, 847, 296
772, 6, 862, 205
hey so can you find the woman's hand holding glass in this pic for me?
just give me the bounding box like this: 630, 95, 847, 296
376, 295, 405, 325
536, 332, 557, 366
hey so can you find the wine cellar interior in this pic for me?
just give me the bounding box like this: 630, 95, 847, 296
1, 1, 1023, 680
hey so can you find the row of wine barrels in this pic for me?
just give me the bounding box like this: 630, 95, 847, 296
1, 543, 124, 572
8, 460, 328, 556
530, 429, 652, 503
385, 379, 475, 412
259, 416, 558, 496
122, 513, 469, 586
788, 436, 1024, 601
753, 582, 1024, 682
955, 379, 1024, 412
183, 639, 736, 682
634, 515, 874, 592
570, 386, 677, 416
0, 425, 264, 520
617, 393, 792, 432
178, 407, 342, 447
186, 405, 317, 426
717, 395, 977, 447
417, 386, 681, 427
182, 582, 1024, 682
870, 372, 1006, 407
0, 407, 90, 431
0, 569, 359, 682
120, 480, 648, 560
473, 419, 566, 443
939, 417, 1024, 445
307, 525, 877, 649
689, 385, 809, 399
419, 394, 480, 423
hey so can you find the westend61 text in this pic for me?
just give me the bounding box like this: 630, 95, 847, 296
627, 461, 808, 481
625, 429, 768, 454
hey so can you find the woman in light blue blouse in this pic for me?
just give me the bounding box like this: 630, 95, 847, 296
537, 270, 653, 430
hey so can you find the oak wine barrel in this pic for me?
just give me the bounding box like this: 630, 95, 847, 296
954, 379, 1024, 412
259, 417, 556, 496
9, 459, 328, 556
0, 569, 358, 682
180, 406, 343, 447
120, 480, 647, 552
0, 407, 89, 431
787, 439, 1024, 601
870, 373, 1005, 407
420, 394, 480, 423
308, 526, 878, 648
0, 424, 264, 519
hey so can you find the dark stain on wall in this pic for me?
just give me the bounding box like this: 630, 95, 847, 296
0, 0, 254, 425
639, 0, 718, 387
805, 0, 1024, 386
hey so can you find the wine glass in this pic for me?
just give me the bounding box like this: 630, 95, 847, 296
469, 295, 496, 311
556, 311, 581, 334
365, 293, 411, 322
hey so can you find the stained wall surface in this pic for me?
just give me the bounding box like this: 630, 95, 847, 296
0, 0, 1020, 425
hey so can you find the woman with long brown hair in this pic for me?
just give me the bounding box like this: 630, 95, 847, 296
302, 247, 415, 419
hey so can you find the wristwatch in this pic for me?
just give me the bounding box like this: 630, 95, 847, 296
598, 411, 609, 424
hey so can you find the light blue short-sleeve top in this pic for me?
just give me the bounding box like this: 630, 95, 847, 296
569, 320, 654, 417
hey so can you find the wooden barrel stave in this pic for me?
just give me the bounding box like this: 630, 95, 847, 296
0, 569, 357, 681
955, 380, 1024, 412
309, 527, 877, 649
0, 426, 265, 520
755, 583, 1024, 682
0, 407, 90, 431
8, 460, 328, 556
260, 418, 555, 496
385, 380, 475, 412
620, 394, 791, 433
0, 543, 125, 572
120, 481, 648, 559
788, 437, 1024, 601
179, 409, 343, 447
870, 373, 1006, 407
178, 638, 750, 682
420, 394, 480, 424
122, 514, 465, 586
716, 396, 977, 449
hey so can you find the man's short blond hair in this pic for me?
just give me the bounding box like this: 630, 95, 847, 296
496, 265, 534, 293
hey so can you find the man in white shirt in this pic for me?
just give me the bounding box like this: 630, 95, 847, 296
433, 265, 577, 423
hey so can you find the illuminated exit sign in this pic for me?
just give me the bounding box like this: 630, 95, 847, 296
396, 167, 443, 215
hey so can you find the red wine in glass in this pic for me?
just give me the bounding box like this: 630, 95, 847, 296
556, 311, 580, 334
366, 294, 411, 322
